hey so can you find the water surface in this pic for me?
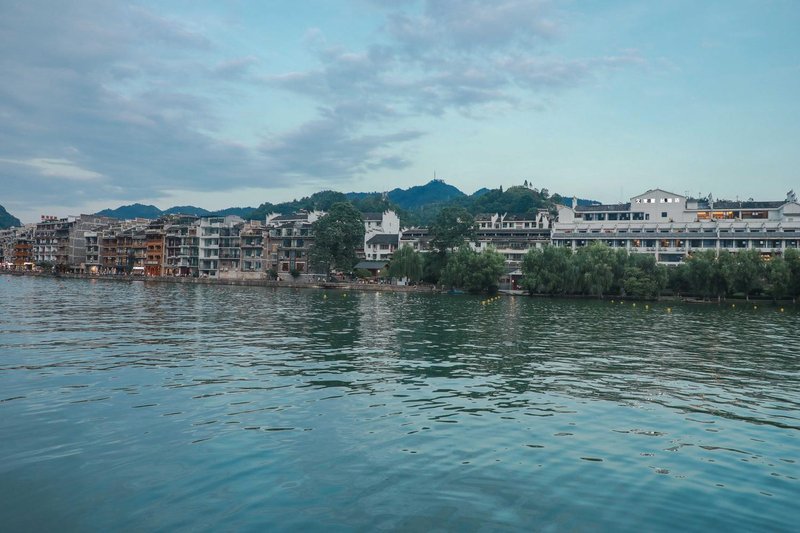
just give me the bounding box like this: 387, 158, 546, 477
0, 276, 798, 531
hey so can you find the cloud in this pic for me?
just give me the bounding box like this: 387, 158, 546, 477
211, 56, 260, 79
260, 114, 423, 179
0, 158, 104, 181
0, 0, 647, 214
387, 0, 560, 53
266, 1, 644, 118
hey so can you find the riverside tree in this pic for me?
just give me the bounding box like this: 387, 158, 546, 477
388, 245, 424, 282
309, 202, 365, 273
521, 245, 573, 295
441, 246, 506, 293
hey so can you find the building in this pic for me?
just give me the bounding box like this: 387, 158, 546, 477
240, 221, 265, 275
474, 212, 552, 269
144, 219, 167, 277
399, 227, 430, 252
0, 225, 34, 269
33, 216, 63, 265
356, 210, 400, 260
552, 189, 800, 263
364, 233, 399, 262
164, 216, 200, 276
265, 211, 322, 278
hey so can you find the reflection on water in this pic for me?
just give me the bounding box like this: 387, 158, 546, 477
0, 276, 798, 531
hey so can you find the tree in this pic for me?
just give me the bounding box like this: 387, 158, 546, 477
623, 254, 667, 299
782, 248, 800, 302
441, 246, 506, 293
309, 202, 365, 273
388, 245, 423, 282
521, 245, 573, 295
575, 243, 616, 297
422, 251, 447, 284
766, 256, 790, 301
430, 206, 476, 253
726, 249, 765, 300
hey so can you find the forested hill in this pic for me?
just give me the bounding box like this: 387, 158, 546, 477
96, 203, 256, 220
93, 180, 599, 226
247, 181, 596, 226
0, 204, 22, 228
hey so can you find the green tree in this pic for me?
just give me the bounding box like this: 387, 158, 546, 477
782, 248, 800, 301
521, 245, 573, 295
430, 206, 476, 253
309, 202, 365, 273
441, 246, 506, 293
622, 253, 667, 299
726, 249, 765, 300
422, 251, 447, 284
575, 243, 616, 297
388, 245, 424, 282
766, 256, 790, 301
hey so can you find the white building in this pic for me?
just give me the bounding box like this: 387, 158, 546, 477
553, 188, 800, 263
198, 215, 243, 277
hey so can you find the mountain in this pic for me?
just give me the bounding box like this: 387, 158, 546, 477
210, 207, 255, 218
95, 203, 164, 220
385, 179, 466, 210
0, 204, 22, 228
163, 205, 210, 216
96, 204, 256, 220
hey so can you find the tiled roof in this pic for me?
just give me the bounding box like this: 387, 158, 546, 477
366, 233, 399, 246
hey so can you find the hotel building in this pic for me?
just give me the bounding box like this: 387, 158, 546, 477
552, 189, 800, 263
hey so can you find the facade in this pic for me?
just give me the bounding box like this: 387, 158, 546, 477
474, 212, 552, 269
553, 189, 800, 263
84, 231, 100, 273
399, 227, 430, 252
164, 216, 200, 276
265, 212, 322, 278
0, 225, 34, 269
240, 221, 265, 274
362, 211, 400, 253
144, 219, 166, 277
365, 233, 399, 261
33, 216, 64, 265
197, 216, 243, 277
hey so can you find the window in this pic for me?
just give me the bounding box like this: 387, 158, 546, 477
662, 212, 668, 218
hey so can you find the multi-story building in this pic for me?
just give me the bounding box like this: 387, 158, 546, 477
552, 189, 800, 263
240, 221, 265, 274
164, 216, 199, 277
84, 231, 101, 273
364, 234, 399, 261
399, 227, 430, 252
144, 219, 166, 277
14, 236, 34, 270
361, 211, 400, 258
474, 212, 552, 269
265, 211, 322, 278
197, 216, 243, 277
33, 216, 64, 265
98, 222, 148, 274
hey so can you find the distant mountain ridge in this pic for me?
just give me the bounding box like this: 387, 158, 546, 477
0, 204, 22, 228
93, 180, 599, 225
96, 204, 256, 220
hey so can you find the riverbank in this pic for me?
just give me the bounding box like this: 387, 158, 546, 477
0, 270, 438, 293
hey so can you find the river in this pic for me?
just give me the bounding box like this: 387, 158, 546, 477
0, 275, 797, 531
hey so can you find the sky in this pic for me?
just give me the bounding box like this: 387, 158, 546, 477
1, 0, 799, 223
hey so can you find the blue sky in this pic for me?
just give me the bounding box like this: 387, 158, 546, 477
1, 0, 798, 223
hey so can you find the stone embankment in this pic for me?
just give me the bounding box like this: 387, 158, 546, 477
0, 271, 437, 293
